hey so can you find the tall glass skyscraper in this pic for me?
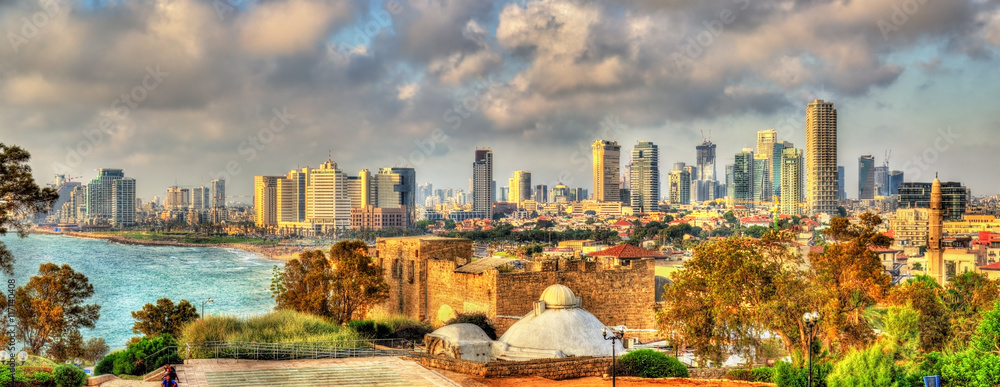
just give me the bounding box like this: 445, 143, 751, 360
377, 166, 416, 226
859, 155, 875, 200
592, 140, 621, 203
695, 140, 717, 201
806, 100, 838, 215
473, 148, 493, 219
733, 149, 755, 207
630, 141, 659, 212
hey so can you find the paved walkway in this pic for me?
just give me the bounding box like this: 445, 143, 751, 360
170, 357, 462, 387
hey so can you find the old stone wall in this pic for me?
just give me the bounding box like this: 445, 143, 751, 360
425, 259, 497, 326
371, 237, 473, 321
409, 354, 611, 380
494, 259, 658, 339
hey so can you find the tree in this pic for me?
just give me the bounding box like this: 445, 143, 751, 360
884, 276, 949, 352
0, 144, 59, 275
131, 298, 199, 337
271, 250, 332, 317
443, 219, 456, 230
327, 240, 390, 324
723, 211, 739, 227
271, 241, 389, 324
14, 263, 101, 355
535, 219, 554, 230
83, 337, 110, 364
809, 213, 892, 353
744, 225, 768, 239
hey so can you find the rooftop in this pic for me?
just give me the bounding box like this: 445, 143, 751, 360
454, 257, 520, 274
589, 244, 665, 259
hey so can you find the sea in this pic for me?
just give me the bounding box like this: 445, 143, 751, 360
0, 234, 278, 349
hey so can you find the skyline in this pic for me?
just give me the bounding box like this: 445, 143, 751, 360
2, 0, 998, 198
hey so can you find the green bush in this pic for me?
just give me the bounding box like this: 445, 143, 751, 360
53, 365, 87, 387
725, 368, 752, 381
827, 341, 909, 387
180, 310, 360, 346
941, 349, 1000, 387
30, 370, 56, 387
615, 349, 689, 378
346, 320, 394, 340
751, 367, 775, 382
95, 351, 118, 375
774, 360, 832, 387
95, 334, 179, 376
443, 313, 497, 340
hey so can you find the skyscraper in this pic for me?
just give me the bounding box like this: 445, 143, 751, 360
307, 159, 351, 230
752, 154, 771, 203
192, 186, 208, 209
725, 164, 735, 199
359, 169, 375, 208
534, 184, 548, 203
473, 148, 493, 219
695, 140, 717, 202
779, 147, 803, 215
254, 175, 281, 227
376, 167, 416, 226
874, 165, 889, 197
837, 166, 846, 200
668, 162, 690, 205
859, 155, 875, 200
733, 149, 755, 206
756, 129, 777, 200
889, 170, 904, 195
509, 170, 531, 205
592, 140, 621, 202
111, 177, 136, 227
210, 179, 226, 209
86, 168, 126, 222
806, 100, 838, 215
772, 141, 791, 199
630, 141, 659, 213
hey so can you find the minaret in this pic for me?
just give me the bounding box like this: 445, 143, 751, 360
927, 176, 945, 286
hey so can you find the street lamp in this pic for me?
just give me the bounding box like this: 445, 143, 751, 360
803, 311, 822, 387
201, 298, 214, 316
17, 351, 27, 366
601, 325, 626, 387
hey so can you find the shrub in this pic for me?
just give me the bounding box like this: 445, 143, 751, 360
774, 360, 833, 387
29, 370, 56, 387
96, 334, 179, 376
95, 351, 119, 375
941, 349, 1000, 387
725, 368, 752, 381
751, 367, 775, 383
444, 313, 497, 340
827, 342, 908, 387
346, 320, 394, 340
615, 349, 689, 378
179, 310, 360, 346
53, 365, 87, 387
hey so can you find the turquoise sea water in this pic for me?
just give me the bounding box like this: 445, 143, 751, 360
0, 234, 278, 349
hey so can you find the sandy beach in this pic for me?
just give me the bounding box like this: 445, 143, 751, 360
33, 229, 309, 262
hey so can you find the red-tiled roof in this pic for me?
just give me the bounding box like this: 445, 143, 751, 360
613, 219, 634, 227
590, 244, 666, 258
980, 261, 1000, 270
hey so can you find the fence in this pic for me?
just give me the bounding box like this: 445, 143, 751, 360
184, 339, 414, 361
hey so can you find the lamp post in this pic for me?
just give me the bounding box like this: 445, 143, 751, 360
803, 311, 821, 387
601, 325, 625, 387
201, 298, 214, 316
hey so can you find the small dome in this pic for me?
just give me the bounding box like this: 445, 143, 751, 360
540, 284, 578, 309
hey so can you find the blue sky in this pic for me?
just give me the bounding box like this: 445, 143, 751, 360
1, 0, 998, 200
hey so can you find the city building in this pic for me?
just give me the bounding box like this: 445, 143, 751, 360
592, 140, 621, 203
756, 129, 777, 199
376, 167, 416, 226
630, 141, 659, 213
350, 205, 407, 230
191, 186, 209, 210
725, 164, 735, 199
253, 176, 281, 228
806, 99, 838, 215
111, 177, 136, 227
875, 165, 889, 197
752, 154, 771, 203
473, 148, 493, 219
85, 168, 127, 224
733, 149, 755, 207
899, 181, 969, 221
837, 166, 846, 200
359, 169, 376, 208
210, 179, 226, 209
509, 171, 531, 205
780, 147, 803, 215
889, 170, 904, 195
277, 168, 309, 224
695, 140, 717, 202
306, 159, 351, 231
668, 162, 690, 205
859, 155, 875, 200
534, 184, 548, 204
772, 141, 791, 199
890, 208, 929, 247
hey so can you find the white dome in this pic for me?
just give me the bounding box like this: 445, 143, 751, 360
428, 323, 492, 343
540, 284, 578, 309
497, 308, 624, 357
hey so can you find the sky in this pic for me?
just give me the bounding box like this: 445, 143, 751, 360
2, 0, 1000, 201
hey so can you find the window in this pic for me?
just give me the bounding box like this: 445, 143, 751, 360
408, 261, 415, 284
393, 259, 401, 279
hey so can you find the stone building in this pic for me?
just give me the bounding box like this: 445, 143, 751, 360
372, 236, 659, 339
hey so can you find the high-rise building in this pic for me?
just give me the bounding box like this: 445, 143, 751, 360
733, 149, 755, 206
780, 147, 803, 215
806, 100, 838, 215
210, 179, 226, 209
899, 181, 969, 221
695, 140, 718, 202
165, 186, 186, 211
889, 170, 904, 195
837, 166, 846, 200
859, 155, 875, 200
278, 168, 309, 223
473, 148, 493, 219
253, 175, 281, 227
772, 141, 791, 199
756, 129, 777, 200
753, 154, 771, 203
874, 166, 889, 197
307, 159, 351, 230
534, 184, 548, 203
592, 140, 621, 202
668, 162, 690, 205
111, 177, 136, 227
86, 168, 126, 223
360, 169, 375, 208
509, 171, 531, 205
725, 164, 735, 199
192, 186, 208, 210
376, 167, 416, 226
630, 141, 659, 213
552, 184, 570, 203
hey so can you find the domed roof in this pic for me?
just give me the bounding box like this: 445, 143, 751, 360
428, 323, 492, 343
497, 307, 624, 357
540, 284, 578, 309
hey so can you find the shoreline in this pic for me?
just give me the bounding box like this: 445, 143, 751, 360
31, 229, 304, 262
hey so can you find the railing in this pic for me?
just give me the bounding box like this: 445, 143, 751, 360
184, 339, 415, 361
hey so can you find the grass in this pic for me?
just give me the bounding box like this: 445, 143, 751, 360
178, 310, 362, 346
23, 355, 57, 368
101, 231, 278, 246
364, 311, 424, 331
